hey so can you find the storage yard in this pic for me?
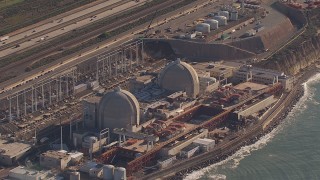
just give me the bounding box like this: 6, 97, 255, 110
0, 0, 318, 179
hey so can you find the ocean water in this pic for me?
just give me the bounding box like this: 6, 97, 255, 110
185, 73, 320, 180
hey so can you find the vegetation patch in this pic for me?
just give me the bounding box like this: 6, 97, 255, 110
0, 0, 95, 36
0, 0, 24, 10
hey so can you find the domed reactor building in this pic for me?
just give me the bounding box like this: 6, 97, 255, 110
158, 59, 200, 98
98, 87, 140, 132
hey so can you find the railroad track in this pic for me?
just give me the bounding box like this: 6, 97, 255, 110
0, 0, 132, 52
143, 82, 306, 179
142, 124, 262, 180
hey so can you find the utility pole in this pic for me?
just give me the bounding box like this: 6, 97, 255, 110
60, 119, 63, 150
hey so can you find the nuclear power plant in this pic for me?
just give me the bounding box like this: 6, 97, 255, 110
0, 0, 312, 178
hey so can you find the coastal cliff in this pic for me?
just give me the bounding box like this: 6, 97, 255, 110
256, 5, 320, 75
257, 34, 320, 75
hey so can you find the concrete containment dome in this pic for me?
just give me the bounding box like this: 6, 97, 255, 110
158, 59, 200, 98
98, 87, 140, 131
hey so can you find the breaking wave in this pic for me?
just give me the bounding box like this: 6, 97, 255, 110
184, 73, 320, 180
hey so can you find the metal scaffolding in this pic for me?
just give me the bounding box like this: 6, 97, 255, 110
0, 39, 145, 122
96, 40, 144, 83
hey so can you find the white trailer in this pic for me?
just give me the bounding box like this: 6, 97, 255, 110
0, 36, 9, 42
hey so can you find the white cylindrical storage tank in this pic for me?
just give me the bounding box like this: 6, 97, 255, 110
114, 167, 127, 180
70, 172, 80, 180
230, 11, 238, 21
195, 23, 210, 33
218, 11, 230, 20
213, 16, 227, 26
204, 19, 219, 30
103, 165, 114, 180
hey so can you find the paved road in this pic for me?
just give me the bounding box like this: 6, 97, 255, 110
0, 0, 147, 58
0, 0, 211, 98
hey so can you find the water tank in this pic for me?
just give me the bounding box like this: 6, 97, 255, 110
230, 11, 238, 21
218, 11, 230, 20
213, 16, 227, 26
114, 167, 127, 180
195, 23, 210, 33
70, 171, 80, 180
103, 165, 114, 180
204, 19, 219, 30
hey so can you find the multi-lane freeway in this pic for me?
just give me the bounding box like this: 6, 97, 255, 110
0, 0, 148, 58
0, 0, 212, 97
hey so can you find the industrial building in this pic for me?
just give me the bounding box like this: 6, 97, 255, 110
83, 96, 101, 130
158, 59, 200, 98
161, 128, 208, 156
235, 95, 278, 120
72, 131, 108, 154
9, 166, 61, 180
0, 140, 32, 166
19, 56, 283, 180
98, 87, 140, 132
233, 65, 293, 91
79, 162, 127, 180
157, 156, 177, 169
191, 61, 242, 80
82, 87, 140, 133
192, 138, 215, 152
40, 150, 71, 170
180, 144, 200, 158
129, 75, 154, 91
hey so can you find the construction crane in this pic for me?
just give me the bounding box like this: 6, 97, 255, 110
144, 10, 158, 38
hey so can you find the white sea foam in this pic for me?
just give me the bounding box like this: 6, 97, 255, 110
208, 174, 227, 180
184, 73, 320, 180
184, 126, 282, 180
287, 73, 320, 118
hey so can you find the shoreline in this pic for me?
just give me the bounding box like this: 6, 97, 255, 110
181, 66, 320, 179
141, 65, 320, 180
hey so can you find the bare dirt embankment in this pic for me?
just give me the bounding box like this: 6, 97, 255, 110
228, 17, 296, 53
256, 4, 320, 75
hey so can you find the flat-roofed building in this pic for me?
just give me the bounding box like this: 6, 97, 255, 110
193, 138, 215, 152
234, 82, 268, 92
40, 150, 71, 170
9, 166, 50, 180
191, 61, 241, 80
233, 65, 281, 85
0, 140, 32, 166
130, 75, 154, 91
